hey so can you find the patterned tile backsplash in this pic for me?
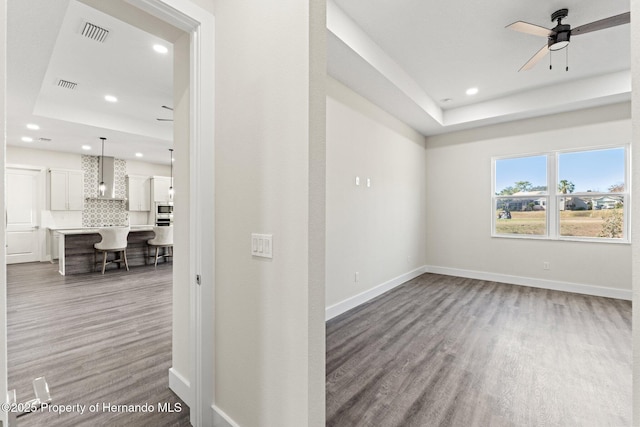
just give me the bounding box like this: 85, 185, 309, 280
82, 155, 129, 227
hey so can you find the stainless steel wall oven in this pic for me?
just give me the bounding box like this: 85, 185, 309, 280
155, 203, 173, 226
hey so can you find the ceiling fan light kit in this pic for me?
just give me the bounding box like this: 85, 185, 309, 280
548, 9, 570, 51
506, 8, 630, 71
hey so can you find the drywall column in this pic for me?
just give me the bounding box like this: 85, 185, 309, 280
631, 0, 640, 423
213, 0, 326, 426
171, 31, 191, 392
308, 0, 327, 423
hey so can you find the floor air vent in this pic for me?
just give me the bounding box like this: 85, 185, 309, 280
81, 22, 109, 43
57, 79, 77, 90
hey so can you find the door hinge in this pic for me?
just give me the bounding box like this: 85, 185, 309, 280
196, 274, 201, 285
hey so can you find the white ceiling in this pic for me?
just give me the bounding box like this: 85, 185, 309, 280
7, 0, 632, 162
328, 0, 631, 135
7, 0, 177, 165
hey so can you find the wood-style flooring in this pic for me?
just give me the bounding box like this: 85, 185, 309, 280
326, 273, 631, 427
7, 262, 190, 427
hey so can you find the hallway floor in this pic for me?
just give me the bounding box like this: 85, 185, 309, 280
7, 261, 189, 427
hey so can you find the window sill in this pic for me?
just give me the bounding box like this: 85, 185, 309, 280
491, 234, 630, 245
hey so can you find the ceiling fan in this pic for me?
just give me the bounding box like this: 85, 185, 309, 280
506, 8, 630, 72
156, 105, 173, 122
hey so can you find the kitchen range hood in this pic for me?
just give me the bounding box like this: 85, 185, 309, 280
87, 156, 126, 201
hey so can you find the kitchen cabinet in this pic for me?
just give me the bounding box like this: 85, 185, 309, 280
50, 169, 83, 211
50, 229, 60, 261
127, 175, 151, 211
151, 176, 173, 203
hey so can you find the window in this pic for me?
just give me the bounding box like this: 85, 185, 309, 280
492, 146, 629, 242
494, 155, 548, 236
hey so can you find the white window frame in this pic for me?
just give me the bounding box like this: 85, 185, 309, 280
491, 144, 630, 243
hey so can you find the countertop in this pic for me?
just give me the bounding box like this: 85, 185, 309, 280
51, 225, 154, 235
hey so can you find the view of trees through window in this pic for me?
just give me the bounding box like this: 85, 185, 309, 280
493, 147, 627, 240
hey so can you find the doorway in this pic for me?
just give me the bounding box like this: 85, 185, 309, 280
2, 0, 215, 425
5, 1, 183, 424
5, 167, 43, 264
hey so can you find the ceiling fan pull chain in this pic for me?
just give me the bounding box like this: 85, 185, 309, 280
565, 46, 569, 71
549, 50, 552, 70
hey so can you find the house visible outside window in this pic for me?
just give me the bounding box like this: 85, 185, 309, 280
492, 146, 629, 242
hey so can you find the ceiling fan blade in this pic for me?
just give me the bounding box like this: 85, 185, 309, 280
519, 44, 549, 72
572, 12, 630, 36
506, 21, 554, 37
156, 118, 173, 121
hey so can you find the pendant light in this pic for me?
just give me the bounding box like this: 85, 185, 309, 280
168, 148, 174, 199
98, 137, 106, 196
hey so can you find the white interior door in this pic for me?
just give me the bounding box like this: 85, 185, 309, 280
6, 168, 41, 264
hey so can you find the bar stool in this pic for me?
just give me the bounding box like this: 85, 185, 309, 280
94, 227, 130, 274
147, 226, 173, 267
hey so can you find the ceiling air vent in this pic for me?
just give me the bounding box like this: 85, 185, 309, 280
81, 21, 109, 43
57, 79, 77, 90
38, 138, 52, 142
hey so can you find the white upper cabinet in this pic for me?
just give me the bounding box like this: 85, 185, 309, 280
127, 175, 151, 211
151, 176, 173, 203
50, 169, 84, 211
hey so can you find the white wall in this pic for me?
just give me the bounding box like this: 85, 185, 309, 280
186, 0, 213, 13
0, 2, 7, 423
8, 147, 84, 229
126, 158, 170, 176
213, 0, 326, 425
325, 77, 427, 312
6, 146, 171, 251
170, 30, 191, 393
425, 103, 632, 296
630, 0, 640, 422
8, 146, 169, 182
8, 146, 82, 170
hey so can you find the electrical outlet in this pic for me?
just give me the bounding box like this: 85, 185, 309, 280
543, 262, 550, 270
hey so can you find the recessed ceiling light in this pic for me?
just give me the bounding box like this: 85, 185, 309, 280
135, 152, 143, 158
82, 145, 92, 150
21, 136, 33, 142
153, 44, 168, 54
104, 95, 118, 103
466, 87, 479, 96
26, 123, 40, 130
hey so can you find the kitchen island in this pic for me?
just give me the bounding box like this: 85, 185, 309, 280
54, 226, 167, 275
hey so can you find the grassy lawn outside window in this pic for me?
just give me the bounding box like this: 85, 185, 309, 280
492, 146, 629, 243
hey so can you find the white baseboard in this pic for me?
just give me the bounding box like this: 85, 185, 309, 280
168, 367, 192, 407
325, 266, 428, 321
167, 372, 238, 427
425, 265, 632, 301
325, 265, 630, 323
212, 404, 241, 427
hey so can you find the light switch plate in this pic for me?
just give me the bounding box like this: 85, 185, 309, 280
251, 233, 273, 258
